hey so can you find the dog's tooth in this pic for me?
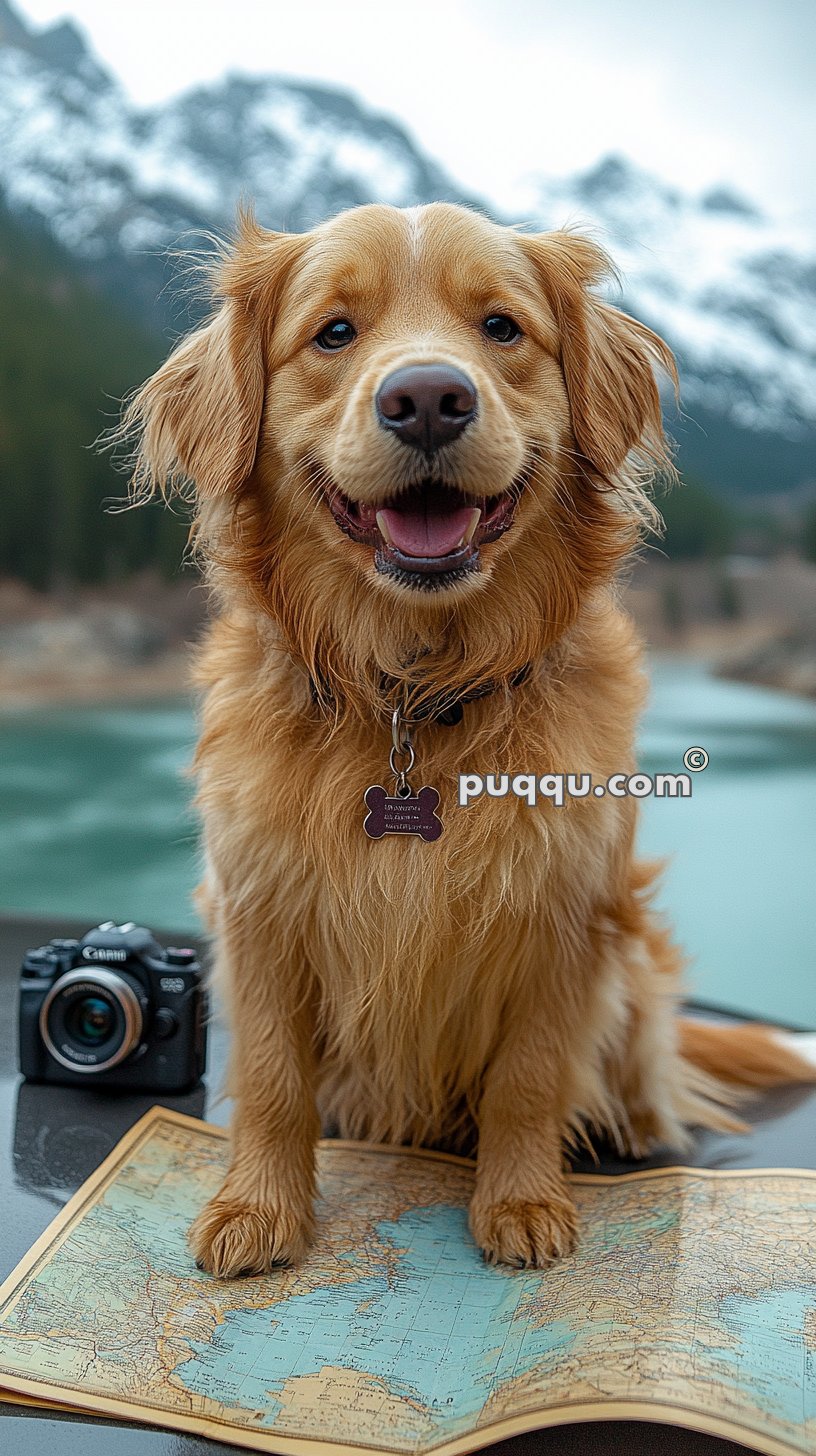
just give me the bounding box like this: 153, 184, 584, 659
460, 508, 482, 546
376, 511, 394, 546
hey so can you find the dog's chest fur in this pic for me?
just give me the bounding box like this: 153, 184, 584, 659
195, 608, 641, 1143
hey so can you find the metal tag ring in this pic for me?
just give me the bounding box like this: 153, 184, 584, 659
391, 708, 413, 757
389, 742, 416, 779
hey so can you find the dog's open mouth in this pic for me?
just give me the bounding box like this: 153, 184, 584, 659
326, 480, 518, 588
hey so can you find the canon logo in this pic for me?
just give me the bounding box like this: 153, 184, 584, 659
82, 946, 127, 962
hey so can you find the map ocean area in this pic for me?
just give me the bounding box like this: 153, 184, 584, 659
0, 1109, 814, 1456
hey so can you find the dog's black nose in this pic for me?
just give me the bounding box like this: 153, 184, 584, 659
375, 365, 477, 452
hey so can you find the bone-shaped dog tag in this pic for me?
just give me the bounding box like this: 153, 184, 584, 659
363, 785, 443, 841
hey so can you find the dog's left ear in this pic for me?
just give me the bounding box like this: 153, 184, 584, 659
122, 213, 306, 501
519, 231, 677, 479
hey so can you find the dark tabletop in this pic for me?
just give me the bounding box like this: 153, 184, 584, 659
1, 914, 814, 1456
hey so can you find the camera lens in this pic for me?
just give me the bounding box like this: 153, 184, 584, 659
66, 995, 116, 1047
39, 969, 144, 1074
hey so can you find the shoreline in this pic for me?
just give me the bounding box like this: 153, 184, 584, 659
0, 653, 194, 712
3, 556, 816, 709
1, 638, 814, 713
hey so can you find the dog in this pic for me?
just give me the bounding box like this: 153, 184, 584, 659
120, 201, 815, 1276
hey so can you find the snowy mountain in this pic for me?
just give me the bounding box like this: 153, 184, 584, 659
0, 0, 477, 329
1, 0, 813, 494
523, 158, 816, 492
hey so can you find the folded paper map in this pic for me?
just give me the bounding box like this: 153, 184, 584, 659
0, 1105, 814, 1456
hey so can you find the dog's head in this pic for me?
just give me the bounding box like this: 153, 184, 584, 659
123, 203, 675, 707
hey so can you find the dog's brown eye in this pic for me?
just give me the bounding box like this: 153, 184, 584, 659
314, 319, 356, 351
483, 315, 522, 344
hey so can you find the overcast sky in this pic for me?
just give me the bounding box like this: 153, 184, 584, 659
15, 0, 816, 224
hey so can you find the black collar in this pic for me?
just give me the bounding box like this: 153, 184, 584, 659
309, 664, 531, 727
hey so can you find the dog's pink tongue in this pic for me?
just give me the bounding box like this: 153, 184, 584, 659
378, 502, 477, 558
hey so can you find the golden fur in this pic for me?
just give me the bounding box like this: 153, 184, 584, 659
120, 202, 815, 1276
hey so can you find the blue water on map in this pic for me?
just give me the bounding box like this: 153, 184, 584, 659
175, 1203, 582, 1431
716, 1288, 816, 1425
174, 1199, 814, 1436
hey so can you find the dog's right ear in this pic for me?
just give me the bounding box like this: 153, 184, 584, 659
122, 216, 305, 501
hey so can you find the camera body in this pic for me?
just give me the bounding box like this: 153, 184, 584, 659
19, 922, 207, 1092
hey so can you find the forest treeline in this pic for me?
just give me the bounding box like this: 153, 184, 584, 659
0, 208, 189, 590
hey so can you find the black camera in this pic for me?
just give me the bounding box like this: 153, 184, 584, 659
19, 922, 207, 1091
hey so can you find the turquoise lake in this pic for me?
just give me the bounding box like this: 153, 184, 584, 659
0, 656, 814, 1026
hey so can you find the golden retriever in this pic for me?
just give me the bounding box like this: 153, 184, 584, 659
121, 202, 815, 1276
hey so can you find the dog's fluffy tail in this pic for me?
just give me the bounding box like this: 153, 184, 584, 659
671, 1019, 816, 1138
679, 1018, 816, 1091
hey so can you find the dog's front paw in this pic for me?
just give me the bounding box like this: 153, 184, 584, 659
189, 1195, 314, 1277
470, 1195, 578, 1269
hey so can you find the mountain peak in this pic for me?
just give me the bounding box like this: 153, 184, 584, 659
33, 17, 88, 69
578, 154, 634, 194
0, 0, 107, 83
701, 185, 762, 220
573, 154, 680, 208
0, 0, 30, 48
